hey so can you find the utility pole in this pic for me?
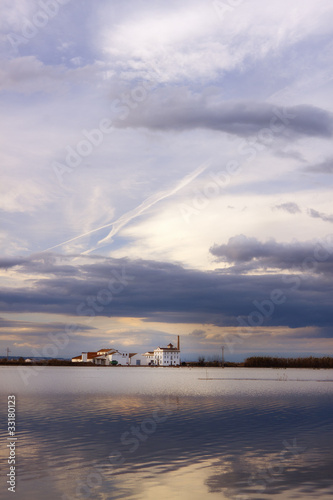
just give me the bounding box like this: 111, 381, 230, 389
6, 348, 11, 360
221, 345, 224, 368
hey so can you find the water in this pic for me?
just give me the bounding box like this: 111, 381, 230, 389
0, 366, 333, 499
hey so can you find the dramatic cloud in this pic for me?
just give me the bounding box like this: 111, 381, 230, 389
114, 95, 333, 138
0, 317, 95, 336
210, 235, 333, 274
1, 0, 333, 358
0, 257, 28, 269
0, 254, 332, 331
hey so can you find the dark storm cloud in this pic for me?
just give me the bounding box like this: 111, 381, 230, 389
17, 252, 82, 276
0, 317, 95, 334
304, 157, 333, 174
0, 253, 83, 275
210, 235, 333, 275
0, 253, 332, 330
115, 91, 333, 138
0, 257, 28, 269
273, 202, 301, 214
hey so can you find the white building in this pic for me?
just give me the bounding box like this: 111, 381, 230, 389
97, 348, 114, 356
143, 351, 155, 365
93, 348, 117, 365
108, 350, 129, 365
153, 343, 180, 366
129, 353, 149, 366
71, 352, 98, 363
92, 349, 130, 365
143, 337, 181, 366
72, 349, 130, 365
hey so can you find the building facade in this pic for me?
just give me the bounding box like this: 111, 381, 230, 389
143, 351, 154, 365
152, 343, 180, 366
93, 349, 130, 365
129, 353, 149, 366
71, 352, 98, 363
143, 337, 181, 366
71, 349, 130, 365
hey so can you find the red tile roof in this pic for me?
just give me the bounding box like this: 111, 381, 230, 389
86, 352, 98, 359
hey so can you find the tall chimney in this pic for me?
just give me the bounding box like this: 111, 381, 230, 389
177, 335, 180, 350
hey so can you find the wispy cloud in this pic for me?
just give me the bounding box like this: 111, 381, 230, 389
44, 161, 210, 254
308, 208, 333, 223
274, 202, 301, 214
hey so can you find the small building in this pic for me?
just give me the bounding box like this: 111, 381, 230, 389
71, 349, 129, 365
93, 349, 118, 365
93, 355, 108, 365
143, 351, 155, 365
97, 348, 114, 356
129, 353, 149, 366
107, 350, 129, 365
90, 348, 130, 366
71, 352, 98, 363
82, 352, 98, 362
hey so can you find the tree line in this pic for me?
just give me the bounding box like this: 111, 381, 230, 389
244, 356, 333, 368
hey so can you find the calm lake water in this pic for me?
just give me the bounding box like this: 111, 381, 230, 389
1, 366, 333, 499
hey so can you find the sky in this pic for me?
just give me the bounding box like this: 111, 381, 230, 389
0, 0, 332, 361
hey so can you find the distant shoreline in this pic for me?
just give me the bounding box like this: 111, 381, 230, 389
1, 356, 333, 369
